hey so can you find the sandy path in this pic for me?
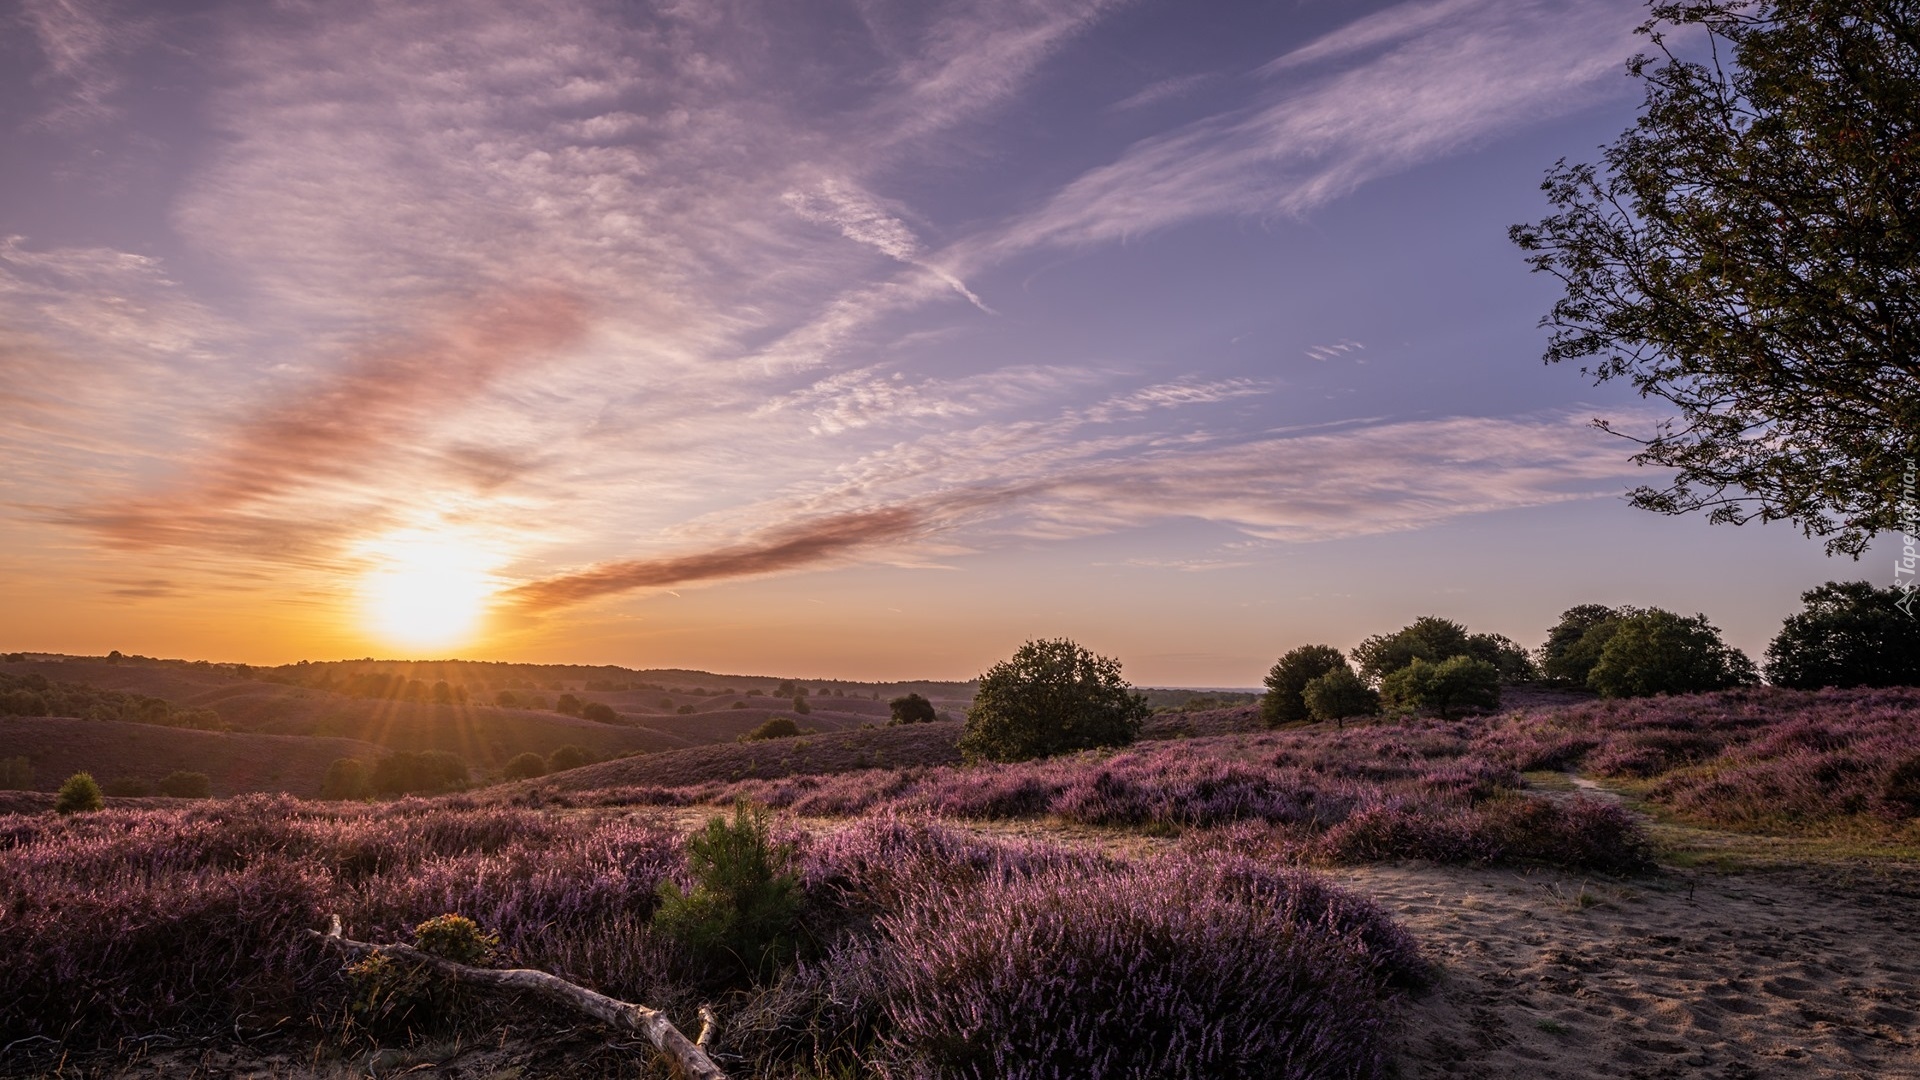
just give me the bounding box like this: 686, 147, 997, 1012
1338, 862, 1920, 1079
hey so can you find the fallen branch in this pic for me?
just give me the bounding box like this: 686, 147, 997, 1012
309, 915, 727, 1080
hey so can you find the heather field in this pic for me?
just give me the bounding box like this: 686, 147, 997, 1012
3, 687, 1918, 1078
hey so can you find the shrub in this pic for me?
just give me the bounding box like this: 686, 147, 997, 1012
321, 757, 370, 800
731, 701, 748, 709
1765, 581, 1920, 689
1261, 645, 1350, 726
1587, 609, 1758, 698
1379, 656, 1500, 718
370, 751, 469, 796
555, 693, 583, 716
741, 717, 807, 742
581, 701, 618, 723
874, 852, 1400, 1079
348, 913, 500, 1033
55, 772, 103, 814
157, 771, 212, 799
494, 689, 519, 707
1352, 616, 1473, 683
654, 802, 802, 985
793, 696, 811, 716
1302, 668, 1381, 726
959, 639, 1150, 763
888, 693, 937, 725
676, 704, 696, 715
547, 745, 597, 772
104, 777, 152, 797
0, 755, 32, 790
502, 752, 548, 781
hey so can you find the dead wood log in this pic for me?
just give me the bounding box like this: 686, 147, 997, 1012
309, 915, 727, 1080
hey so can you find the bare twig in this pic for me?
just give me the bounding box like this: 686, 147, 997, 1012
309, 915, 727, 1080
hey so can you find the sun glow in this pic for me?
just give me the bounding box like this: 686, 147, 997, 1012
355, 529, 501, 651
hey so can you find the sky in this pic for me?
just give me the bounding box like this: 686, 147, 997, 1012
0, 0, 1866, 685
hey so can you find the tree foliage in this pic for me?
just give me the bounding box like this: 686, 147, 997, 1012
55, 772, 103, 814
1352, 617, 1473, 684
888, 692, 938, 725
1301, 667, 1382, 726
1587, 609, 1759, 698
1261, 645, 1352, 726
959, 639, 1150, 763
1511, 1, 1920, 555
1379, 656, 1502, 718
321, 757, 370, 800
501, 751, 548, 781
546, 744, 598, 772
1540, 604, 1631, 685
370, 750, 469, 796
1765, 581, 1920, 688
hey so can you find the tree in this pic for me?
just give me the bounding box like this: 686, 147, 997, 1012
55, 772, 103, 814
581, 701, 618, 723
1540, 604, 1629, 684
370, 750, 469, 796
502, 752, 548, 781
740, 716, 806, 742
888, 692, 938, 725
322, 757, 370, 800
1511, 1, 1920, 556
1351, 616, 1473, 683
1261, 645, 1351, 726
1466, 633, 1539, 683
547, 744, 598, 772
157, 770, 212, 798
1379, 656, 1502, 718
555, 693, 583, 717
1301, 668, 1381, 726
792, 695, 811, 716
1587, 609, 1759, 698
653, 802, 803, 985
959, 639, 1151, 763
1764, 581, 1920, 688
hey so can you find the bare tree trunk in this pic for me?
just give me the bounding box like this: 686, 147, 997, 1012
309, 915, 727, 1080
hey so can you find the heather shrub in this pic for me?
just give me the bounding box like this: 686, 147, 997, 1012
959, 638, 1149, 763
158, 770, 213, 799
1262, 644, 1350, 725
55, 772, 103, 814
655, 802, 804, 985
1882, 755, 1920, 818
1765, 581, 1920, 689
1302, 667, 1381, 725
872, 852, 1398, 1079
501, 751, 548, 781
1587, 609, 1758, 698
321, 757, 370, 800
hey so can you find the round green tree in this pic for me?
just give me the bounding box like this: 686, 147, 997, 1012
501, 752, 548, 781
1765, 582, 1920, 689
1301, 667, 1381, 727
888, 692, 938, 725
1587, 609, 1758, 698
959, 639, 1150, 763
1379, 656, 1501, 719
1260, 645, 1350, 726
1352, 616, 1473, 683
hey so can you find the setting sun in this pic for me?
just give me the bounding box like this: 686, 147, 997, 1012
355, 530, 499, 650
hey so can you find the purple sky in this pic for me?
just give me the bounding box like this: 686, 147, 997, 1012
0, 0, 1855, 683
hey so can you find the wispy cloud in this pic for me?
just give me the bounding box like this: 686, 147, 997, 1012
1109, 71, 1218, 112
19, 0, 148, 128
783, 178, 992, 311
1304, 339, 1364, 362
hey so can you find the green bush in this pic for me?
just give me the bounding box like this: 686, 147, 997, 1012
740, 717, 808, 742
370, 750, 469, 796
653, 802, 802, 985
1261, 645, 1350, 726
547, 744, 598, 772
55, 772, 103, 814
501, 752, 548, 781
676, 704, 696, 715
888, 692, 937, 724
793, 695, 811, 716
1301, 668, 1381, 725
959, 639, 1150, 763
1765, 582, 1920, 689
157, 771, 212, 799
555, 693, 583, 716
581, 701, 618, 723
1587, 609, 1758, 698
1380, 656, 1501, 718
348, 914, 498, 1033
321, 757, 370, 800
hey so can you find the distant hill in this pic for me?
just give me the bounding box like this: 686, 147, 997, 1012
0, 716, 389, 798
